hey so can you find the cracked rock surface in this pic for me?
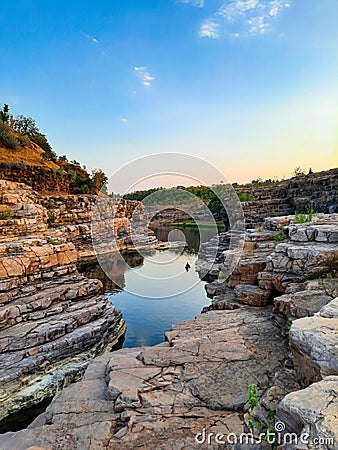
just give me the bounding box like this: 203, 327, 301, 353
277, 376, 338, 450
0, 307, 288, 449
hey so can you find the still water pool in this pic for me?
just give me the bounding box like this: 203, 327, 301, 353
80, 248, 209, 348
79, 225, 216, 347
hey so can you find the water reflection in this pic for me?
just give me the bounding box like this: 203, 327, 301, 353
79, 249, 209, 348
77, 251, 144, 292
78, 226, 220, 348
150, 224, 224, 253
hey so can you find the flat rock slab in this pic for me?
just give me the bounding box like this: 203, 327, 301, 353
0, 307, 288, 449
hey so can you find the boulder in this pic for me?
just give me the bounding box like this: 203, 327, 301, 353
234, 284, 271, 307
273, 289, 332, 320
290, 316, 338, 385
277, 376, 338, 449
318, 297, 338, 318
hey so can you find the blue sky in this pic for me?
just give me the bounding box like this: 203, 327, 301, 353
0, 0, 337, 183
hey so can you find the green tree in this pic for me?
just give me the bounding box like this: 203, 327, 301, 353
13, 115, 40, 137
0, 104, 10, 124
91, 169, 108, 193
30, 133, 57, 161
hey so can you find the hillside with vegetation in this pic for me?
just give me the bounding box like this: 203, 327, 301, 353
0, 103, 107, 194
123, 166, 334, 222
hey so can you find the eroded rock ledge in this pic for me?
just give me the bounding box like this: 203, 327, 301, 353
0, 180, 129, 421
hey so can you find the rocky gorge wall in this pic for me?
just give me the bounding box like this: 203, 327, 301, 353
0, 163, 71, 195
0, 179, 156, 423
236, 168, 338, 227
38, 194, 156, 258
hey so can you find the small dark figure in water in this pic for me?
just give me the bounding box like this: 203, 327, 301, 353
185, 262, 191, 272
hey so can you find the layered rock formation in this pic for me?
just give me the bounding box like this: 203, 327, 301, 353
39, 194, 156, 258
258, 214, 338, 293
235, 168, 338, 227
0, 307, 288, 449
0, 180, 131, 421
202, 213, 338, 448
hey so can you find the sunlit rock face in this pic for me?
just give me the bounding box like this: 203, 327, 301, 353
0, 180, 128, 420
38, 194, 157, 258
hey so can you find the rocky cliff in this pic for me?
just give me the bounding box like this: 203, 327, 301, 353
38, 194, 156, 258
236, 168, 338, 227
0, 179, 156, 423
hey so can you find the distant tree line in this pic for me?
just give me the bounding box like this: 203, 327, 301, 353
123, 168, 315, 215
123, 183, 230, 217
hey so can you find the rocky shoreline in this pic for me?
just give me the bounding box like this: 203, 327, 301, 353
1, 202, 337, 449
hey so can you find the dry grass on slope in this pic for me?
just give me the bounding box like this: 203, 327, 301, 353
0, 140, 59, 170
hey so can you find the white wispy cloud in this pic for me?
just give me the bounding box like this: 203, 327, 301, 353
82, 32, 99, 44
134, 66, 155, 86
180, 0, 204, 7
120, 118, 128, 123
200, 20, 220, 38
248, 16, 269, 35
197, 0, 291, 39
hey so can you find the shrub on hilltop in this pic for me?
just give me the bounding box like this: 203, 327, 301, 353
0, 102, 57, 161
0, 121, 20, 149
1, 101, 109, 195
30, 134, 57, 161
